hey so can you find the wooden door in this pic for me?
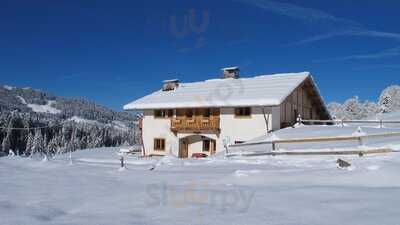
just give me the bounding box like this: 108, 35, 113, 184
179, 139, 188, 158
210, 140, 216, 155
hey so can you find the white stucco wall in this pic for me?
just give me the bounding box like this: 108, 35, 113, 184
141, 106, 278, 157
271, 106, 281, 130
142, 110, 177, 156
218, 107, 273, 150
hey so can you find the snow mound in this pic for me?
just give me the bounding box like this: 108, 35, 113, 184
112, 120, 129, 131
233, 169, 262, 177
16, 96, 27, 104
68, 116, 98, 125
155, 155, 181, 167
352, 127, 366, 137
367, 165, 380, 171
27, 100, 61, 114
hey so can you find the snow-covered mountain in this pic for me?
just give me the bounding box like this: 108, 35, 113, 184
0, 85, 135, 123
0, 85, 140, 157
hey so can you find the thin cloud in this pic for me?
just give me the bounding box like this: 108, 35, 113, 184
352, 64, 400, 71
290, 29, 400, 46
356, 30, 400, 40
315, 46, 400, 62
233, 0, 360, 26
233, 0, 400, 45
286, 30, 357, 46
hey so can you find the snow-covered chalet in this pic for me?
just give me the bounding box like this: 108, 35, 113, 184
124, 67, 330, 158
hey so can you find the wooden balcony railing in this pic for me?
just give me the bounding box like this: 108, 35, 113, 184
171, 116, 220, 133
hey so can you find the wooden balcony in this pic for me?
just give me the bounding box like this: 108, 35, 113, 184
171, 116, 220, 134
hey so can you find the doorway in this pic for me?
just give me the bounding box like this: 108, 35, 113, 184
179, 139, 188, 158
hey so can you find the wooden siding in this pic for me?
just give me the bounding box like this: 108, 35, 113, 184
171, 116, 220, 133
280, 78, 328, 127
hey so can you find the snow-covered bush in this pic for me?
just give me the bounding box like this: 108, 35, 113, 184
328, 85, 400, 120
361, 101, 379, 118
379, 85, 400, 113
342, 96, 364, 119
327, 102, 344, 119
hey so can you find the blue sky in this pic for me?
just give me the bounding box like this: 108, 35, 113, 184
0, 0, 399, 111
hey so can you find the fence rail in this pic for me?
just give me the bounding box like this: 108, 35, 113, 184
227, 148, 394, 157
231, 131, 400, 150
300, 118, 400, 127
229, 118, 400, 153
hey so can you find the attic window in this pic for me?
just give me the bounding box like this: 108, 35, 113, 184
235, 107, 251, 117
203, 108, 211, 118
154, 109, 173, 118
186, 109, 194, 118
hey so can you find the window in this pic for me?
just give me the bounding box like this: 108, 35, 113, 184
154, 109, 173, 118
203, 140, 211, 152
203, 108, 211, 118
154, 138, 165, 151
154, 110, 163, 118
235, 107, 251, 117
186, 109, 194, 118
167, 109, 173, 118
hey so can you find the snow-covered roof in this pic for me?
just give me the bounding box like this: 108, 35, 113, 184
124, 72, 317, 110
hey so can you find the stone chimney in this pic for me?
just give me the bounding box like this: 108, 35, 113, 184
221, 67, 240, 79
162, 79, 179, 91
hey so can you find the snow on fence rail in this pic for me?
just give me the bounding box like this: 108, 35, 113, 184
300, 119, 400, 128
230, 131, 400, 151
227, 148, 393, 157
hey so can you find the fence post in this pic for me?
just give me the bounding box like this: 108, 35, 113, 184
341, 119, 344, 127
120, 155, 125, 168
297, 114, 302, 125
358, 136, 363, 146
272, 141, 276, 151
380, 120, 383, 128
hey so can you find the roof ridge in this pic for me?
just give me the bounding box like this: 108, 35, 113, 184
179, 71, 310, 85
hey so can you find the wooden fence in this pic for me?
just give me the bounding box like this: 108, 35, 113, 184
230, 131, 400, 151
227, 148, 394, 157
228, 118, 400, 156
300, 118, 400, 128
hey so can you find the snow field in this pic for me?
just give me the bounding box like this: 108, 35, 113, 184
1, 147, 400, 225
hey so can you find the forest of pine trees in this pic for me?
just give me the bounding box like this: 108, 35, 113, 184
0, 85, 140, 157
0, 111, 140, 157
